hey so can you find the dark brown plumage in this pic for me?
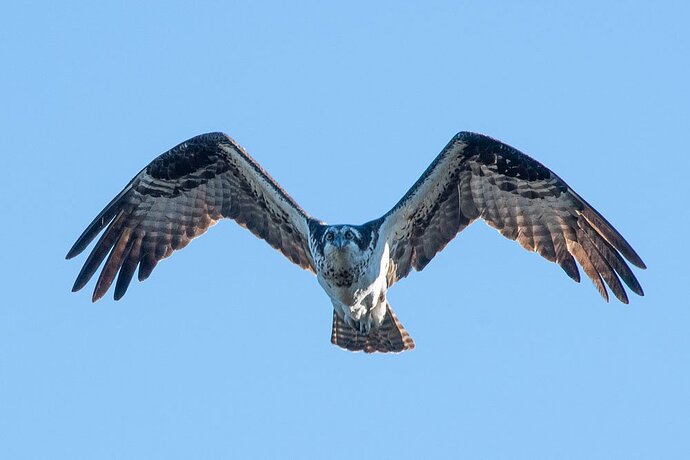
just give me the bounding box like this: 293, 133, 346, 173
382, 132, 645, 303
66, 132, 316, 302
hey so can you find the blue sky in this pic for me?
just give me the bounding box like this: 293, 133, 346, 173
1, 1, 689, 458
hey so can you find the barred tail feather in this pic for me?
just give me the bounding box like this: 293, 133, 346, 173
331, 304, 415, 353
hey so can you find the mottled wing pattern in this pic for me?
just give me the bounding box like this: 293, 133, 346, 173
67, 132, 317, 301
381, 132, 646, 303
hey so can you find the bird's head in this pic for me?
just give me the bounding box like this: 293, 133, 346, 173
322, 225, 363, 255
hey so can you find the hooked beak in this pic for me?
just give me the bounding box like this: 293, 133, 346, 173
333, 234, 346, 249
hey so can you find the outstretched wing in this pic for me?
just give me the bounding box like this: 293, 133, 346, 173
67, 132, 317, 302
380, 132, 646, 303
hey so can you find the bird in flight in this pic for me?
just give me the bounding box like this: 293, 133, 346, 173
67, 131, 645, 353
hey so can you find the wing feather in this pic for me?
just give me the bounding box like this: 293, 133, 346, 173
568, 240, 609, 301
381, 132, 645, 303
68, 132, 317, 301
114, 231, 142, 300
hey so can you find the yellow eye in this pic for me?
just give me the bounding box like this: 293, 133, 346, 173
345, 230, 354, 240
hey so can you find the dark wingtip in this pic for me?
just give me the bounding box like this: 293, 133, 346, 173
66, 242, 87, 260
560, 257, 581, 283
625, 251, 646, 270
66, 239, 84, 260
578, 207, 646, 270
113, 285, 127, 301
91, 288, 106, 303
615, 289, 630, 305
629, 280, 645, 297
71, 276, 89, 293
66, 177, 138, 263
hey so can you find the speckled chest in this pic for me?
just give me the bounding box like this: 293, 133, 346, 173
317, 256, 369, 288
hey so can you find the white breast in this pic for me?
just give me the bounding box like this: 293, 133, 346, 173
316, 238, 390, 323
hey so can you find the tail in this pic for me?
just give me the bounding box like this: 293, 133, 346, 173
331, 304, 415, 353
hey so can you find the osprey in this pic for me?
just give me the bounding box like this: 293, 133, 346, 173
67, 132, 645, 353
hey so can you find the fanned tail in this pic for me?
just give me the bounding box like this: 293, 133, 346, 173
331, 304, 415, 353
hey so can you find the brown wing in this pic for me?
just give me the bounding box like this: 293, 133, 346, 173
67, 132, 318, 302
380, 132, 646, 303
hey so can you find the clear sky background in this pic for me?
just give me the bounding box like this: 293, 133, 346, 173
1, 1, 689, 459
